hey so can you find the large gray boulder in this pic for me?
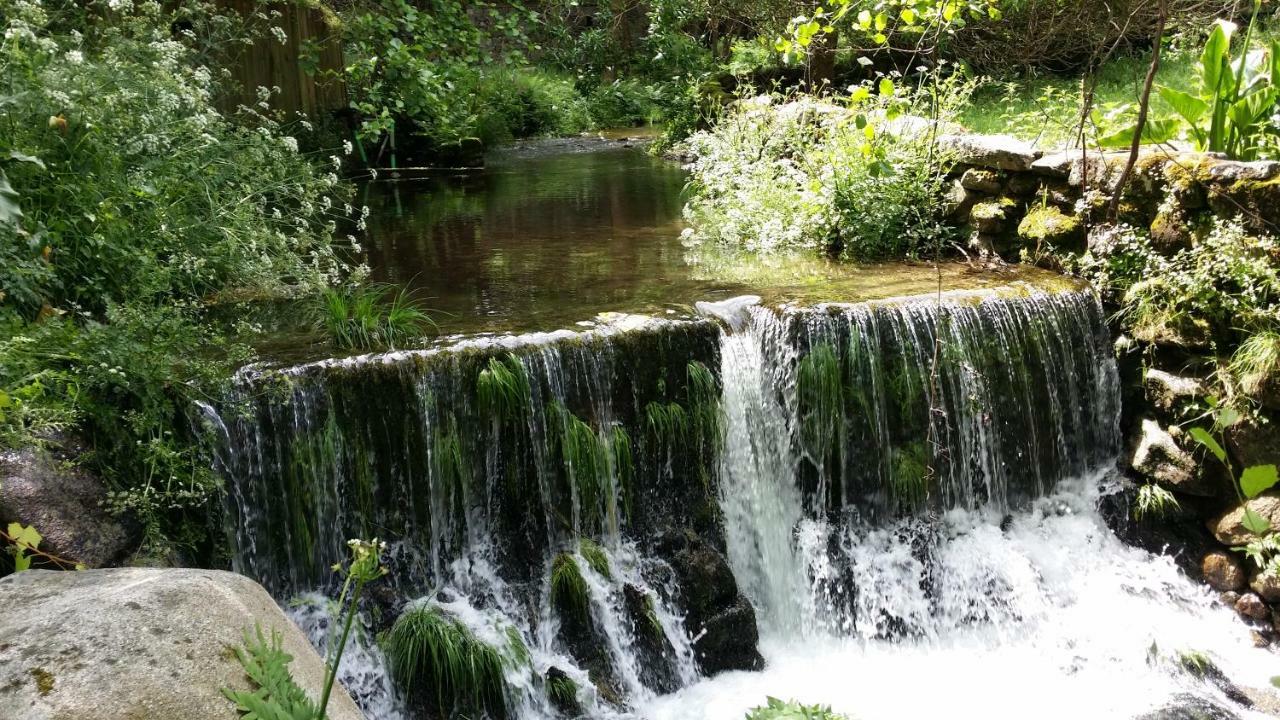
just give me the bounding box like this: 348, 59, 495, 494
940, 134, 1041, 171
0, 568, 364, 720
0, 441, 138, 568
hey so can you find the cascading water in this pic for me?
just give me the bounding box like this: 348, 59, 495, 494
642, 286, 1278, 720
203, 316, 739, 719
204, 282, 1279, 720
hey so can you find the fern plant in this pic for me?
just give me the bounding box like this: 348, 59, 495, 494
224, 625, 322, 720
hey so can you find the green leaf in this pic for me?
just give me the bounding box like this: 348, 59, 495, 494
900, 8, 917, 24
7, 150, 44, 169
0, 169, 21, 226
1189, 427, 1227, 463
1095, 119, 1180, 148
879, 78, 895, 97
1241, 464, 1279, 498
1243, 507, 1272, 534
1158, 86, 1208, 125
7, 522, 41, 551
1202, 20, 1235, 93
1218, 407, 1242, 429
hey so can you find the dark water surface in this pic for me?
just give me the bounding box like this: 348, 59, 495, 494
360, 139, 1067, 338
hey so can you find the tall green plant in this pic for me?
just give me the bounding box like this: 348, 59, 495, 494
1103, 8, 1280, 159
1188, 403, 1278, 534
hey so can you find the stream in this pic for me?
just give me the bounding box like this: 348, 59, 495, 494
204, 140, 1278, 720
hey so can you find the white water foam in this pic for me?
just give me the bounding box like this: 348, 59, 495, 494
640, 470, 1279, 720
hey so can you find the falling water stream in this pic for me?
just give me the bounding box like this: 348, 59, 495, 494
204, 143, 1278, 720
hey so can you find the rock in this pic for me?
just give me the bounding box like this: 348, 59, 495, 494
656, 530, 764, 675
0, 441, 138, 568
1017, 206, 1083, 251
959, 168, 1003, 194
1202, 551, 1247, 592
1220, 590, 1241, 606
1030, 151, 1077, 178
1206, 160, 1280, 183
1211, 493, 1280, 546
0, 568, 363, 720
941, 134, 1041, 172
545, 666, 585, 717
1149, 208, 1194, 252
968, 198, 1016, 234
1144, 370, 1204, 416
1225, 421, 1280, 479
943, 178, 976, 220
1250, 570, 1280, 602
1236, 591, 1270, 620
1006, 172, 1041, 197
1136, 694, 1242, 720
1130, 418, 1209, 495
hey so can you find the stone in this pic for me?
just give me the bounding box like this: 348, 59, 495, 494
1016, 206, 1083, 251
1143, 369, 1204, 415
656, 530, 764, 675
959, 168, 1003, 194
1129, 418, 1210, 495
940, 134, 1041, 172
968, 198, 1015, 234
1236, 591, 1270, 620
1202, 550, 1247, 592
1251, 570, 1280, 603
943, 178, 976, 220
0, 440, 138, 568
1005, 172, 1041, 197
1225, 421, 1280, 479
0, 568, 363, 720
1211, 493, 1280, 546
1221, 590, 1241, 607
1136, 695, 1242, 720
1149, 207, 1194, 252
1206, 160, 1280, 183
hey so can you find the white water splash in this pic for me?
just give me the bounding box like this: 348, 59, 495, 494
288, 594, 407, 720
641, 471, 1279, 720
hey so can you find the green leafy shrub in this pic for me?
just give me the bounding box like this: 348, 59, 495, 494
225, 625, 321, 720
746, 697, 851, 720
0, 1, 353, 553
550, 552, 591, 621
680, 86, 964, 259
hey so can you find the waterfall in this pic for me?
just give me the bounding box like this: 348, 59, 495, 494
203, 283, 1277, 720
714, 286, 1121, 634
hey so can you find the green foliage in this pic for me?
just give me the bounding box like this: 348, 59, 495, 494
798, 343, 844, 472
547, 402, 608, 525
477, 354, 531, 423
1231, 331, 1280, 400
1133, 483, 1181, 521
1074, 220, 1280, 345
578, 537, 612, 579
681, 83, 968, 259
383, 603, 508, 717
317, 284, 432, 351
225, 625, 320, 720
227, 540, 386, 720
1190, 403, 1279, 536
889, 442, 930, 506
0, 1, 354, 553
746, 697, 851, 720
550, 552, 591, 621
1240, 532, 1280, 578
547, 672, 579, 707
1101, 9, 1280, 160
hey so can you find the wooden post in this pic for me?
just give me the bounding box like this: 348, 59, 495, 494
213, 0, 347, 119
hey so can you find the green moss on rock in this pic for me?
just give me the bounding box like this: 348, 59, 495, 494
1017, 206, 1082, 250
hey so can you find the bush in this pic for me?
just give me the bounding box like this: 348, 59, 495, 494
679, 85, 964, 260
0, 1, 352, 554
747, 697, 850, 720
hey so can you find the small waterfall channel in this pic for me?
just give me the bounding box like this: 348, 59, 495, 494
202, 282, 1278, 720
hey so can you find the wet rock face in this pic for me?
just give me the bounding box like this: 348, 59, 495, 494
656, 530, 764, 675
1235, 592, 1270, 621
0, 439, 139, 568
0, 568, 363, 720
1135, 694, 1243, 719
1202, 551, 1247, 592
1144, 370, 1203, 415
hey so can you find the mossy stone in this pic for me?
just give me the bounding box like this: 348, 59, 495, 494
1017, 206, 1083, 250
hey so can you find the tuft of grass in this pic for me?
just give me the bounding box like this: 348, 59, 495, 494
889, 442, 929, 507
1178, 649, 1213, 678
645, 401, 689, 440
1231, 330, 1280, 400
578, 538, 611, 579
609, 425, 634, 520
547, 403, 608, 526
1133, 483, 1180, 521
687, 361, 724, 450
797, 343, 844, 472
477, 354, 530, 422
382, 604, 507, 717
432, 415, 470, 524
547, 672, 579, 708
317, 283, 433, 350
550, 553, 591, 622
